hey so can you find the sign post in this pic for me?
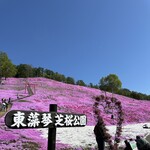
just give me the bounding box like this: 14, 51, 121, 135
5, 104, 87, 150
48, 104, 57, 150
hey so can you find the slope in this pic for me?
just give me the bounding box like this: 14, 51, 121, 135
0, 77, 149, 150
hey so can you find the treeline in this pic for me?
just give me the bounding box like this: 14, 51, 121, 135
99, 74, 150, 100
0, 51, 150, 100
0, 51, 98, 87
15, 64, 99, 87
117, 88, 150, 100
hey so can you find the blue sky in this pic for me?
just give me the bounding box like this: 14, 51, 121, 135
0, 0, 150, 94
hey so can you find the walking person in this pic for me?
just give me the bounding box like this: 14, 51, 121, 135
1, 99, 8, 112
94, 121, 105, 150
2, 102, 6, 111
1, 98, 4, 103
8, 97, 11, 104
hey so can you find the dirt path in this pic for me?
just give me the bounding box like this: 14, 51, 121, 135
0, 79, 34, 118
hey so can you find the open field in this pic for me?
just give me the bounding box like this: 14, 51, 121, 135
0, 77, 150, 149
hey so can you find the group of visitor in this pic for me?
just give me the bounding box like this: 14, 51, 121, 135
0, 97, 11, 112
94, 121, 150, 150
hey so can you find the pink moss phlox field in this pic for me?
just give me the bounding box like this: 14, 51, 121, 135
0, 77, 150, 149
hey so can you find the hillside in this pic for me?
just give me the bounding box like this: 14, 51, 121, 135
0, 77, 150, 150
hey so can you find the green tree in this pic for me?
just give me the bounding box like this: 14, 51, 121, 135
88, 83, 99, 89
130, 91, 141, 100
0, 51, 17, 79
93, 84, 99, 89
33, 67, 44, 77
16, 64, 33, 78
99, 74, 122, 93
76, 80, 86, 86
44, 69, 54, 78
117, 88, 131, 97
88, 83, 94, 88
53, 72, 66, 82
130, 91, 148, 100
66, 77, 75, 84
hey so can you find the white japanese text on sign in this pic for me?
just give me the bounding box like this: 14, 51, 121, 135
9, 111, 86, 128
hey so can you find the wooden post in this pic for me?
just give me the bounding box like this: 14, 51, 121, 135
48, 104, 57, 150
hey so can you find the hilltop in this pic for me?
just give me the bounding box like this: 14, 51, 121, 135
0, 77, 150, 149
